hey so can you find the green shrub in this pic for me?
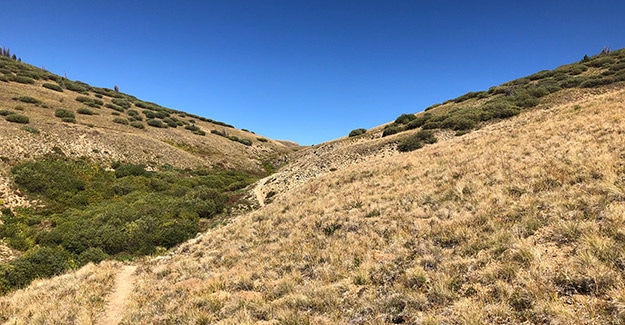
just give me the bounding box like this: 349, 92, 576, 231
398, 130, 438, 152
21, 126, 39, 134
42, 83, 63, 92
348, 128, 367, 137
143, 110, 157, 119
405, 113, 432, 130
580, 78, 614, 88
0, 109, 11, 116
54, 109, 75, 119
162, 117, 178, 128
77, 247, 108, 266
0, 247, 71, 293
394, 113, 417, 124
111, 98, 132, 109
63, 80, 90, 93
5, 114, 29, 124
76, 107, 96, 115
112, 117, 129, 125
61, 117, 76, 123
382, 125, 402, 137
560, 77, 587, 88
130, 121, 145, 129
75, 96, 103, 107
105, 103, 125, 112
586, 56, 616, 68
185, 125, 201, 132
480, 101, 521, 120
440, 114, 477, 131
453, 91, 487, 103
11, 75, 35, 84
238, 138, 253, 146
113, 163, 150, 178
13, 96, 41, 105
127, 109, 139, 117
147, 119, 165, 128
257, 137, 268, 142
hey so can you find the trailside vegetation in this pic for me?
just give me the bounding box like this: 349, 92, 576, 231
0, 157, 257, 294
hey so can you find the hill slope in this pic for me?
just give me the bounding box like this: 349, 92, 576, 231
0, 56, 295, 174
2, 52, 625, 323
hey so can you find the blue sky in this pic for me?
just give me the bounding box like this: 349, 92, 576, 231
1, 1, 624, 145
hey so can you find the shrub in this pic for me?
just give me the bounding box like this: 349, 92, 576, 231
111, 98, 132, 109
440, 114, 477, 131
396, 132, 427, 151
348, 128, 367, 137
13, 96, 41, 105
560, 77, 587, 88
257, 137, 268, 142
162, 117, 178, 128
130, 121, 145, 129
112, 117, 129, 125
5, 114, 29, 124
54, 109, 75, 119
0, 109, 11, 116
21, 126, 39, 134
238, 138, 253, 146
405, 113, 432, 130
480, 102, 520, 120
143, 110, 157, 119
76, 107, 96, 115
105, 103, 125, 112
382, 125, 402, 137
113, 163, 150, 178
147, 119, 165, 128
394, 113, 417, 124
453, 91, 487, 103
11, 75, 35, 84
61, 117, 76, 123
580, 78, 614, 88
42, 83, 63, 92
77, 247, 108, 266
185, 125, 201, 132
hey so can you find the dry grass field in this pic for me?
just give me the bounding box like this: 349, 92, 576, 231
1, 78, 624, 323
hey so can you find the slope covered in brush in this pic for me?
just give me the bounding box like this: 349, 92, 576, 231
1, 50, 625, 323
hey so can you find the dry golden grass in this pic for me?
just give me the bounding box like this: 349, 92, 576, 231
1, 84, 625, 323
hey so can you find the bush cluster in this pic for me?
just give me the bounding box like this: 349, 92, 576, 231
398, 130, 438, 152
13, 96, 41, 105
5, 114, 29, 124
42, 83, 63, 92
54, 109, 75, 119
348, 128, 367, 137
211, 129, 252, 145
0, 158, 258, 293
76, 107, 96, 115
75, 96, 103, 108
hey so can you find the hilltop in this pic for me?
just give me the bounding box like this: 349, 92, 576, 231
1, 49, 625, 323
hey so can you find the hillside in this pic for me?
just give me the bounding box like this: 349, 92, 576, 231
2, 50, 625, 323
0, 55, 295, 172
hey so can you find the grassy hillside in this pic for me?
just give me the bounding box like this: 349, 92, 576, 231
0, 55, 294, 173
1, 50, 625, 323
0, 54, 296, 294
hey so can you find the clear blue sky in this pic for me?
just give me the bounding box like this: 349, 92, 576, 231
1, 1, 624, 145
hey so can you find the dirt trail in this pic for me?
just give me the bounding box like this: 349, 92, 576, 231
98, 265, 137, 325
